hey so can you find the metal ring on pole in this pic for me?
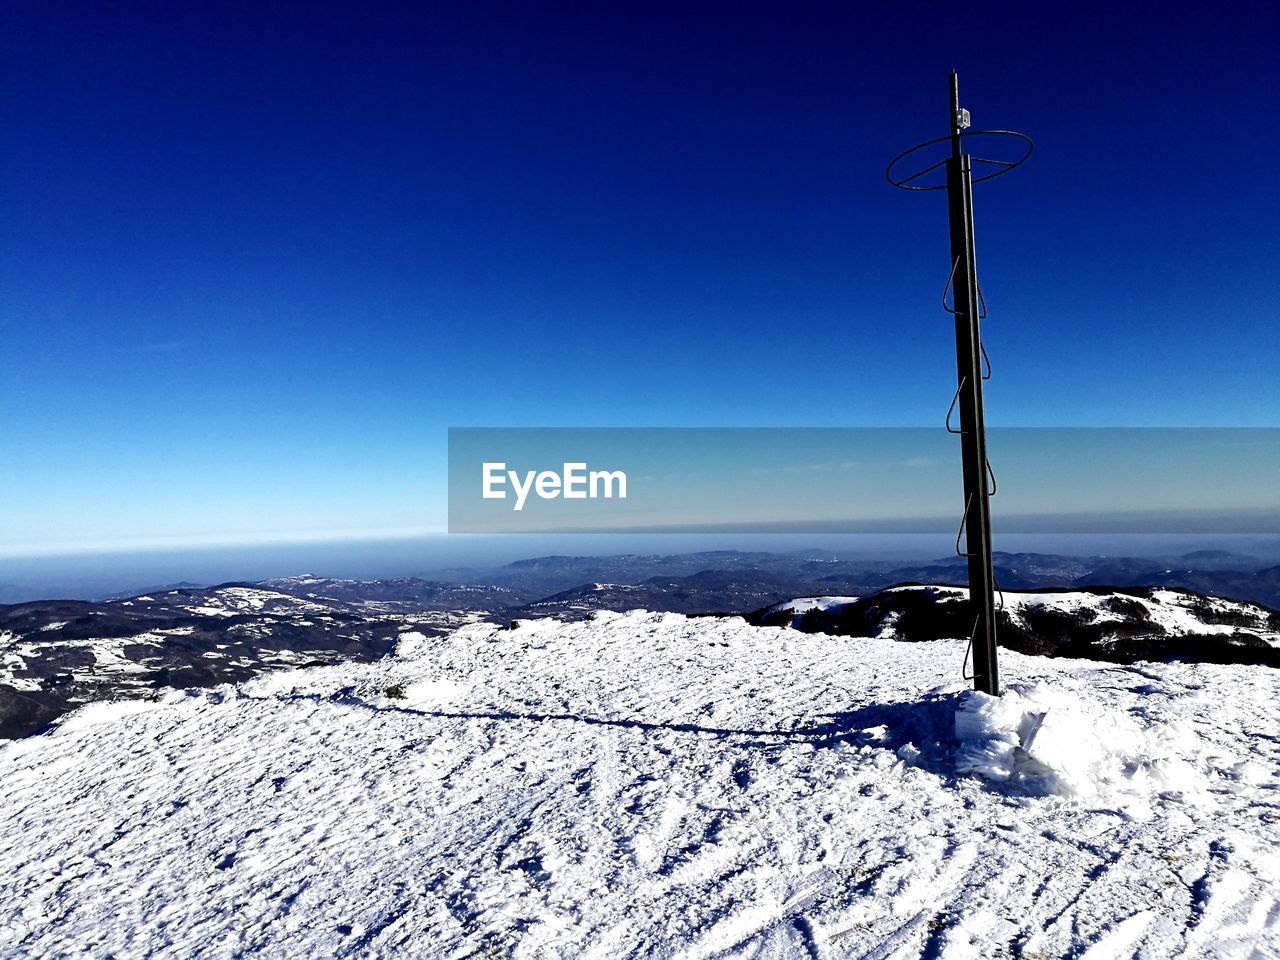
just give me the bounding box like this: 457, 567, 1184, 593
885, 130, 1033, 191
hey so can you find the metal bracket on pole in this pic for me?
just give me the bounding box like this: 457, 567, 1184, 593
945, 377, 965, 435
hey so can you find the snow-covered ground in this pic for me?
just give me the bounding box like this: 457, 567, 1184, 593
2, 611, 1278, 958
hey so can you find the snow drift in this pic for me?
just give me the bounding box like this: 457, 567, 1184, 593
953, 684, 1201, 800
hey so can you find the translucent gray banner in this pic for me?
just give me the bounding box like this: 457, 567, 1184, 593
448, 428, 1279, 534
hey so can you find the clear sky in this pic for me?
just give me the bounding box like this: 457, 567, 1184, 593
1, 2, 1277, 554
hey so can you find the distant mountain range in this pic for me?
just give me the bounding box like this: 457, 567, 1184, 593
3, 548, 1279, 738
441, 548, 1280, 614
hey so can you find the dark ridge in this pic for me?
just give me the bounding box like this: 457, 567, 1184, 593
747, 585, 1280, 669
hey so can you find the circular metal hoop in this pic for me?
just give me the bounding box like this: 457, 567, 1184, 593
886, 130, 1033, 191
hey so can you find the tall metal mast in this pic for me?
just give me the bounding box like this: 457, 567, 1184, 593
887, 73, 1033, 696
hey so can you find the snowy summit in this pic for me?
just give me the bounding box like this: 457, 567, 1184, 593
2, 609, 1278, 957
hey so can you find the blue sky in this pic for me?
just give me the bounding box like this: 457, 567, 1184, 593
1, 2, 1277, 553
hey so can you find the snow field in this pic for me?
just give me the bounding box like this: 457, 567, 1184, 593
1, 610, 1278, 958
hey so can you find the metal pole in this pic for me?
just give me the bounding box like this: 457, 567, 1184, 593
945, 72, 1000, 695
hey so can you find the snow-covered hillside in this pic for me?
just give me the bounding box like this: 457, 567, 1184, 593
2, 611, 1278, 957
759, 585, 1280, 667
0, 586, 487, 739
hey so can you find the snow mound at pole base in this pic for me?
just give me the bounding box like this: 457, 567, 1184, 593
955, 683, 1201, 798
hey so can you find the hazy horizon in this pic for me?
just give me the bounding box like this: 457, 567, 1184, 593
3, 532, 1279, 604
